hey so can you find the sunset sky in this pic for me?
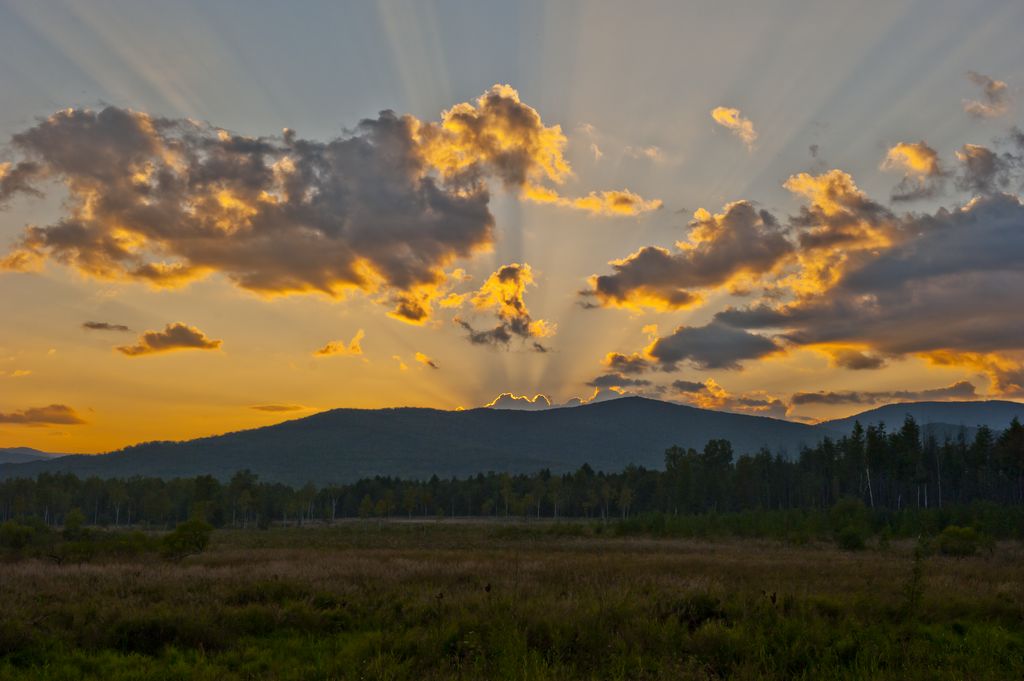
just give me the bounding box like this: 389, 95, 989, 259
2, 0, 1023, 453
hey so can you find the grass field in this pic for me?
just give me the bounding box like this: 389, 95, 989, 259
1, 521, 1022, 680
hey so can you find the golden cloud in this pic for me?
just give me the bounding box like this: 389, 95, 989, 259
883, 141, 941, 177
314, 329, 365, 357
711, 106, 757, 149
415, 352, 439, 369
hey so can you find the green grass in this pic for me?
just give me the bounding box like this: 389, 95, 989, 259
1, 521, 1022, 680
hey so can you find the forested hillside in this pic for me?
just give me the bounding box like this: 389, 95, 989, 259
2, 415, 1020, 529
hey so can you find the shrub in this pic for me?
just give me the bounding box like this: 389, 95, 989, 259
160, 518, 213, 560
62, 508, 88, 540
835, 525, 866, 551
938, 525, 980, 557
831, 498, 869, 551
0, 521, 34, 551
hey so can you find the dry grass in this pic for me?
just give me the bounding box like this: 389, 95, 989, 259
1, 523, 1022, 680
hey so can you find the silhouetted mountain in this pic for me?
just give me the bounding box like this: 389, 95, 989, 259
0, 447, 62, 465
3, 398, 1021, 485
820, 400, 1024, 434
0, 397, 823, 485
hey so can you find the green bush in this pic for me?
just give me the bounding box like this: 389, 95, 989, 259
62, 508, 88, 540
0, 521, 34, 551
836, 525, 867, 551
160, 518, 213, 560
938, 525, 980, 557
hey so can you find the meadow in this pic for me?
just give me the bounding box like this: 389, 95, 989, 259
1, 520, 1022, 680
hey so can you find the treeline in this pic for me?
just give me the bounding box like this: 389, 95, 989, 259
0, 416, 1022, 530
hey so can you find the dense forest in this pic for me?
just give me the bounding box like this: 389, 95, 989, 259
1, 416, 1022, 531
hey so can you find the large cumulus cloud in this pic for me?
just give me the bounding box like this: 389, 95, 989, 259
0, 87, 659, 326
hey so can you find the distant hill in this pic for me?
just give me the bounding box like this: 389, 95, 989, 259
820, 400, 1024, 434
0, 447, 63, 465
0, 397, 824, 485
3, 398, 1021, 485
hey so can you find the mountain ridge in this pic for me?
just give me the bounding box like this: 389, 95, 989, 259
2, 397, 1022, 485
0, 397, 822, 484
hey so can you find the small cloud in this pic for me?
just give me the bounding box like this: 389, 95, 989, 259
250, 401, 303, 411
882, 141, 942, 177
251, 404, 306, 412
603, 352, 652, 375
0, 404, 86, 425
314, 329, 365, 357
1, 369, 32, 378
393, 355, 409, 371
456, 263, 556, 349
963, 71, 1010, 118
881, 141, 946, 201
827, 348, 886, 370
590, 143, 603, 161
587, 372, 652, 389
672, 379, 708, 393
625, 145, 663, 161
82, 321, 131, 332
485, 393, 552, 410
117, 322, 222, 357
711, 106, 758, 149
524, 185, 662, 216
415, 352, 439, 369
955, 143, 1015, 194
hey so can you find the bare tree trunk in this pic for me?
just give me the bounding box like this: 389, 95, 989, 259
866, 467, 874, 508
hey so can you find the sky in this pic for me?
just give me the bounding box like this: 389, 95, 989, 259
1, 0, 1023, 453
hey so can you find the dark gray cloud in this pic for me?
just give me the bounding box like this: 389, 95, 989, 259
954, 143, 1019, 195
117, 322, 221, 356
0, 161, 43, 203
829, 348, 886, 370
791, 381, 977, 406
0, 107, 495, 323
719, 193, 1024, 358
587, 372, 653, 388
82, 321, 131, 332
671, 379, 708, 393
647, 321, 780, 370
0, 404, 86, 425
581, 201, 791, 311
603, 352, 652, 375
